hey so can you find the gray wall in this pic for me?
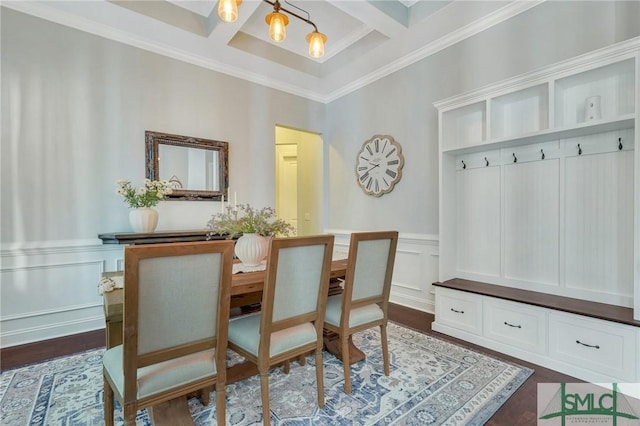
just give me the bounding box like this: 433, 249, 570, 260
326, 0, 640, 235
1, 2, 639, 345
1, 8, 325, 245
3, 2, 639, 244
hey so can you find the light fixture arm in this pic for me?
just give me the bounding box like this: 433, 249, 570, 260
218, 0, 326, 57
262, 0, 319, 33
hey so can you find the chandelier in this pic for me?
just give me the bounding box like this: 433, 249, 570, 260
218, 0, 327, 58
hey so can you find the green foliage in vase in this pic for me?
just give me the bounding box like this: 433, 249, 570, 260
116, 179, 173, 208
206, 204, 295, 238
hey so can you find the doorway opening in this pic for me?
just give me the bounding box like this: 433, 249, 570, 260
275, 126, 323, 236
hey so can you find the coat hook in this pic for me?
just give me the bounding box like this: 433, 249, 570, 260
618, 137, 623, 150
540, 149, 545, 160
577, 144, 582, 155
485, 157, 489, 167
462, 160, 466, 169
513, 153, 517, 163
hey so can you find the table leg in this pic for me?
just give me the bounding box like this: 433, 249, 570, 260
148, 397, 194, 426
323, 333, 365, 364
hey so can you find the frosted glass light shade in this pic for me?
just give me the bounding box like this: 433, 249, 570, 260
218, 0, 240, 23
266, 12, 288, 42
306, 31, 326, 58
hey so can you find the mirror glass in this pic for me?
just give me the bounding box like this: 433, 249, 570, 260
158, 144, 220, 191
145, 131, 229, 201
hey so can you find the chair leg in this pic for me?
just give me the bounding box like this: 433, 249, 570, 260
260, 370, 271, 426
200, 386, 212, 406
103, 377, 114, 426
298, 354, 306, 366
341, 335, 352, 394
284, 360, 291, 374
381, 324, 390, 376
216, 382, 226, 426
123, 403, 137, 426
315, 346, 325, 408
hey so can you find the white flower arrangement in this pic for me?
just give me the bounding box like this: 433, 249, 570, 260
116, 179, 173, 208
206, 204, 295, 238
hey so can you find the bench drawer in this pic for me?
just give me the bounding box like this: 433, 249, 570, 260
548, 312, 638, 381
483, 297, 547, 354
435, 287, 482, 335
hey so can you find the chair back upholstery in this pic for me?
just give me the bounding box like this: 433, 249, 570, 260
123, 240, 234, 370
260, 235, 334, 334
344, 231, 398, 309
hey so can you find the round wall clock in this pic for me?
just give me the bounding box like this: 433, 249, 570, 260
355, 135, 404, 197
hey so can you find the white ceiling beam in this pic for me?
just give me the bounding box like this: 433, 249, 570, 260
327, 0, 407, 39
206, 0, 263, 45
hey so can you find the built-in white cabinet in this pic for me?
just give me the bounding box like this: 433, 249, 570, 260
548, 311, 638, 382
434, 287, 483, 335
436, 37, 640, 314
433, 285, 639, 383
433, 37, 640, 382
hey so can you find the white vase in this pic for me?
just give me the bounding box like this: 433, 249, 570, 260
129, 207, 158, 233
235, 233, 269, 266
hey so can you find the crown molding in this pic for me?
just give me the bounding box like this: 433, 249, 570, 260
3, 0, 544, 104
323, 0, 546, 103
1, 1, 328, 103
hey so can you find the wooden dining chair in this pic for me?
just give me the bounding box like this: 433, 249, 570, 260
102, 240, 234, 426
323, 230, 398, 394
226, 234, 335, 426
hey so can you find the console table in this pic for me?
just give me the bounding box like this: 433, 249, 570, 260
98, 230, 221, 245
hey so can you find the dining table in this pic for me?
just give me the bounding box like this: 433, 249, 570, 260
101, 257, 365, 425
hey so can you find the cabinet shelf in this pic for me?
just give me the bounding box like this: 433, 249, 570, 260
442, 114, 634, 155
490, 83, 549, 140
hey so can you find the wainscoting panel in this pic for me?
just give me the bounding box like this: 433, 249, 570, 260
1, 233, 438, 347
0, 240, 124, 347
327, 230, 439, 313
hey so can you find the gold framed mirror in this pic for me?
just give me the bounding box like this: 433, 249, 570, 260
145, 131, 229, 201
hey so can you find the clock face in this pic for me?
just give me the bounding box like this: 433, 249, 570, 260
355, 135, 404, 197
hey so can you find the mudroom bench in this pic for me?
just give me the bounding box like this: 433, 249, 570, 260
432, 279, 640, 383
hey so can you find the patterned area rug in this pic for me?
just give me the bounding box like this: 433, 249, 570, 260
0, 323, 532, 425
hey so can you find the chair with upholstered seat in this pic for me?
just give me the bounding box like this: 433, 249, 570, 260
323, 231, 398, 394
102, 240, 234, 426
227, 234, 334, 426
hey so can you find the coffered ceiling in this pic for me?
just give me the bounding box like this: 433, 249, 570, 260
3, 0, 544, 102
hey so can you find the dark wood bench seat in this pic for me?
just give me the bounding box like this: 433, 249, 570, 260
433, 278, 640, 328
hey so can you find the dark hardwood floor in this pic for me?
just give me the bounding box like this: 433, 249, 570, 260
1, 303, 580, 425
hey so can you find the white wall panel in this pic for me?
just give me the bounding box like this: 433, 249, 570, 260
1, 261, 103, 316
456, 167, 501, 277
564, 143, 634, 301
504, 159, 560, 285
1, 232, 439, 347
0, 241, 123, 347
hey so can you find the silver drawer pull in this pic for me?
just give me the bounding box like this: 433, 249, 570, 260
576, 340, 600, 349
503, 321, 522, 328
450, 308, 464, 314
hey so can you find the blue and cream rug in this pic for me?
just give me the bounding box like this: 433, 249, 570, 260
0, 323, 532, 425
